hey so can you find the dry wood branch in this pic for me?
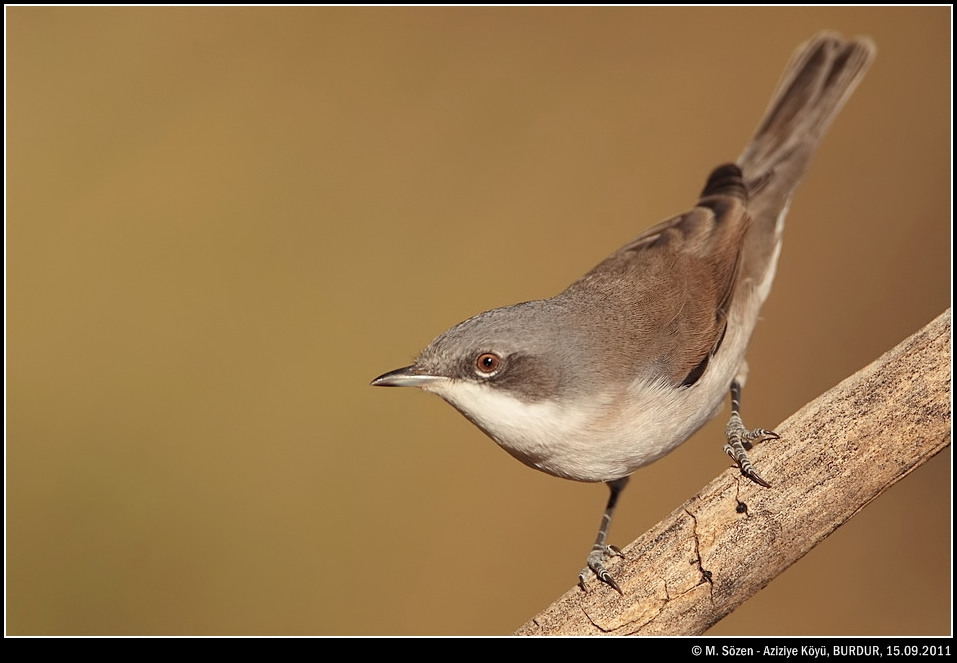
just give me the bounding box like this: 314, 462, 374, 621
516, 309, 951, 636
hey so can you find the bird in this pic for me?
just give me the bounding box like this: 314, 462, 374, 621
372, 32, 876, 594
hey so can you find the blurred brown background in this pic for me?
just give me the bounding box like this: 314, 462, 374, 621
7, 7, 950, 635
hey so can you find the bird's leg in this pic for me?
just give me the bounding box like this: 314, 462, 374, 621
724, 379, 778, 488
578, 476, 629, 595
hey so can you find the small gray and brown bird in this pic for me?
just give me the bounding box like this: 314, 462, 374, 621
373, 32, 876, 593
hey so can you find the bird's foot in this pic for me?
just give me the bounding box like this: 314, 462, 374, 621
578, 544, 625, 595
724, 413, 778, 488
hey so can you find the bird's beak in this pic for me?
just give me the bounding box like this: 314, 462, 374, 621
370, 365, 447, 388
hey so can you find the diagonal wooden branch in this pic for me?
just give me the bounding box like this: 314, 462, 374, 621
516, 309, 951, 636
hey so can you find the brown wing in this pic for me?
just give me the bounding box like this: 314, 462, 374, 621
559, 165, 750, 387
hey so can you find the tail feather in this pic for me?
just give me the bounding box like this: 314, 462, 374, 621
740, 32, 875, 187
738, 32, 875, 292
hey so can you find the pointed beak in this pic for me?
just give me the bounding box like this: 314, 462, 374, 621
370, 365, 447, 388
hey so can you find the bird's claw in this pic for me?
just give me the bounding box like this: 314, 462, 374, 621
739, 463, 772, 488
724, 418, 778, 488
578, 544, 625, 595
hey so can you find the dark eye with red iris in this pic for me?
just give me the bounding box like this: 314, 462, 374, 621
475, 353, 501, 375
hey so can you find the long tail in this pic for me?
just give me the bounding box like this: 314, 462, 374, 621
738, 32, 876, 286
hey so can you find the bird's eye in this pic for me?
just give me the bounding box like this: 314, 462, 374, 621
474, 353, 501, 376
